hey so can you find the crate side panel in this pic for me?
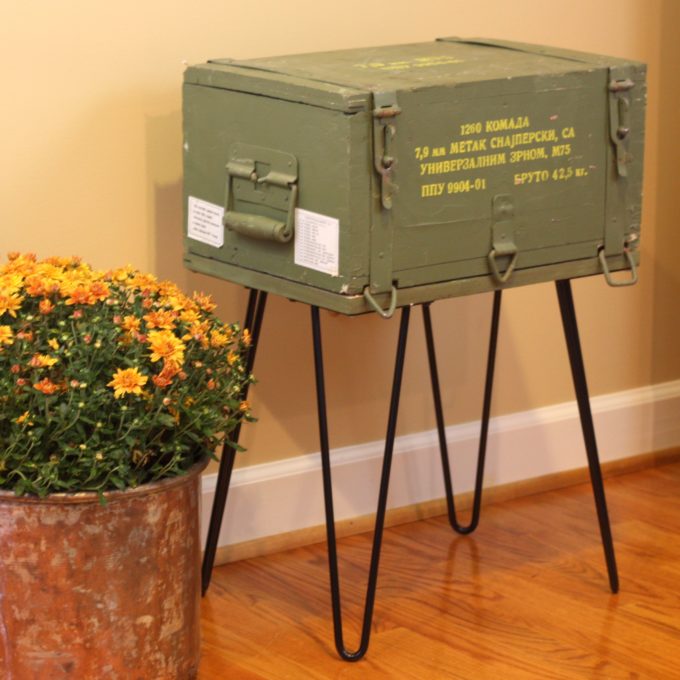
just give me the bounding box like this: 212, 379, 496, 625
183, 84, 371, 295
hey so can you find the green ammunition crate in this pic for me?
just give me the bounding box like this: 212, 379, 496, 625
183, 38, 645, 315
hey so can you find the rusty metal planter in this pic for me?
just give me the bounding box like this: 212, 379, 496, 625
0, 458, 208, 680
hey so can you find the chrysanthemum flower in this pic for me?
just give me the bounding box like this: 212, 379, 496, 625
0, 325, 14, 346
107, 367, 148, 398
29, 354, 58, 368
39, 299, 55, 314
144, 309, 177, 330
0, 291, 23, 317
148, 330, 185, 366
33, 378, 61, 395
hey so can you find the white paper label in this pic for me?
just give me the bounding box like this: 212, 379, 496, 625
294, 208, 339, 276
187, 196, 224, 248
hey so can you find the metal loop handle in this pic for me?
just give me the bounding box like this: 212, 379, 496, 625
487, 248, 518, 284
363, 286, 398, 319
223, 167, 297, 243
598, 247, 638, 287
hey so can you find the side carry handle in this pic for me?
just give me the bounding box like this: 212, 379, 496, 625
223, 150, 298, 243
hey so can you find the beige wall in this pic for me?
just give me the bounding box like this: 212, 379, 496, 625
2, 0, 677, 468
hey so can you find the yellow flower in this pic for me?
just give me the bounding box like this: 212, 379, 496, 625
107, 367, 148, 398
0, 290, 23, 318
0, 325, 13, 346
242, 329, 252, 347
179, 309, 201, 325
48, 338, 60, 351
148, 330, 186, 367
209, 329, 231, 348
29, 353, 59, 368
227, 351, 239, 366
121, 315, 141, 333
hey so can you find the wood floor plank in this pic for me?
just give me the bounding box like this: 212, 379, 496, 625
198, 461, 680, 678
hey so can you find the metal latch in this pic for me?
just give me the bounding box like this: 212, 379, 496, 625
608, 78, 635, 178
224, 144, 298, 243
372, 91, 401, 210
488, 195, 519, 284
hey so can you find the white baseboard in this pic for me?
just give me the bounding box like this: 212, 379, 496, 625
200, 380, 680, 550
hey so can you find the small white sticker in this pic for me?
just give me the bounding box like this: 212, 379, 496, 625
294, 208, 339, 276
187, 196, 224, 248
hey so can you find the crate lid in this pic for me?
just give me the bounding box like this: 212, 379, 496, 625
184, 38, 639, 112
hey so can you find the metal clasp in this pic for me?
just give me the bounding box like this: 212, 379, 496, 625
488, 194, 519, 284
608, 77, 635, 177
372, 92, 401, 210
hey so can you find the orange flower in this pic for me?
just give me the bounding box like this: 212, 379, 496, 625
0, 325, 13, 346
227, 351, 239, 366
107, 367, 148, 398
152, 373, 172, 388
152, 363, 178, 388
33, 378, 60, 395
65, 285, 93, 306
148, 330, 185, 366
39, 299, 54, 314
206, 379, 216, 390
88, 281, 110, 302
29, 353, 58, 368
25, 277, 48, 296
144, 309, 177, 330
15, 411, 30, 424
192, 292, 216, 313
239, 400, 250, 412
242, 329, 252, 347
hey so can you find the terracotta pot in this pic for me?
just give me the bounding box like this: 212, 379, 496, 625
0, 459, 208, 680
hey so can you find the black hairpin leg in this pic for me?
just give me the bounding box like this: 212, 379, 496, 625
556, 279, 618, 593
422, 291, 502, 534
312, 304, 411, 662
201, 288, 268, 595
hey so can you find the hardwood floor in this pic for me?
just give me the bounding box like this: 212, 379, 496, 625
198, 461, 680, 679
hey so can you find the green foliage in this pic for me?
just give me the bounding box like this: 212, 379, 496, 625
0, 254, 253, 497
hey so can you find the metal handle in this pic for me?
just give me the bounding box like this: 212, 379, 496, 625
487, 248, 518, 284
598, 246, 638, 287
363, 285, 398, 319
223, 165, 298, 244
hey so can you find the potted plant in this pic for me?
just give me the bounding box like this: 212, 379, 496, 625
0, 252, 252, 679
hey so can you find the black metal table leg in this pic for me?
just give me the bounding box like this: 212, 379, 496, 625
201, 289, 268, 595
556, 279, 619, 593
422, 291, 502, 534
311, 304, 411, 661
